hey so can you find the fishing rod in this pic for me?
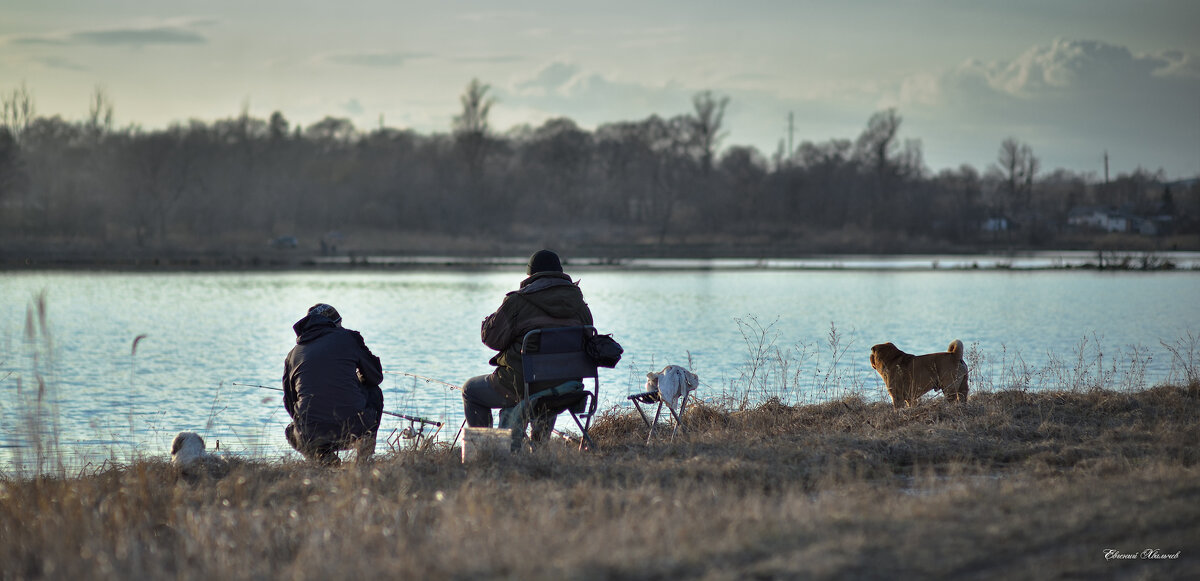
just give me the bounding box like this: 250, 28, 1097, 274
377, 375, 579, 444
385, 371, 569, 441
233, 382, 443, 427
384, 371, 461, 391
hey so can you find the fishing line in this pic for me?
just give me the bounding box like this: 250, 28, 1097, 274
232, 382, 442, 426
384, 371, 461, 391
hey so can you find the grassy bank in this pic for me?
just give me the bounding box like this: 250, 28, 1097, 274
2, 384, 1198, 580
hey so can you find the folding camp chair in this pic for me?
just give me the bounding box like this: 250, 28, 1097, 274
627, 388, 691, 444
500, 325, 600, 451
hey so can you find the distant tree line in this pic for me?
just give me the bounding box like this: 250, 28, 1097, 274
1, 80, 1197, 256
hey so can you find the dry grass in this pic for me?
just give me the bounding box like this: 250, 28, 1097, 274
3, 383, 1199, 580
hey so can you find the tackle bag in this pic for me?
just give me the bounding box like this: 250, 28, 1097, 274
586, 333, 624, 368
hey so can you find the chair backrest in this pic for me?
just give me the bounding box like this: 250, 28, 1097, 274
519, 326, 601, 450
521, 326, 599, 385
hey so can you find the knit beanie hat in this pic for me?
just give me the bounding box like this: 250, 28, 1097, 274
527, 249, 563, 275
307, 303, 341, 324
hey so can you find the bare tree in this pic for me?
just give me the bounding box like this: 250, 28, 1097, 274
716, 145, 767, 231
691, 90, 730, 175
595, 119, 660, 223
0, 128, 27, 210
1, 83, 36, 145
85, 85, 114, 142
854, 108, 901, 174
453, 78, 494, 135
520, 117, 593, 222
304, 116, 356, 147
854, 108, 903, 230
124, 127, 205, 247
997, 137, 1039, 215
268, 111, 289, 142
453, 78, 495, 181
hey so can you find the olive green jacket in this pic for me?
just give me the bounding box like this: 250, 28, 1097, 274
481, 272, 594, 398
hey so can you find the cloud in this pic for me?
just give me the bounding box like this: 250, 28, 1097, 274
612, 26, 687, 50
457, 10, 538, 24
11, 23, 209, 48
453, 54, 524, 65
341, 98, 365, 115
494, 60, 868, 161
514, 62, 582, 96
897, 38, 1199, 107
326, 51, 430, 68
981, 39, 1172, 96
886, 38, 1200, 177
504, 62, 694, 128
1154, 50, 1200, 79
325, 50, 517, 68
10, 36, 67, 46
33, 56, 88, 72
72, 26, 206, 46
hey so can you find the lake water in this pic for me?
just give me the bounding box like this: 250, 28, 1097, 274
3, 258, 1199, 471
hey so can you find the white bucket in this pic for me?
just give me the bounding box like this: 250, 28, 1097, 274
461, 427, 513, 463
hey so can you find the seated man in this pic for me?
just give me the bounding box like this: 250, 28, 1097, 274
462, 250, 594, 439
283, 303, 384, 464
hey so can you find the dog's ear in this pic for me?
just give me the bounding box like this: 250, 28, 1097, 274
171, 433, 185, 455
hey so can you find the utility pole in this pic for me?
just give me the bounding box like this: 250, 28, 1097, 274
1103, 150, 1110, 185
787, 111, 794, 162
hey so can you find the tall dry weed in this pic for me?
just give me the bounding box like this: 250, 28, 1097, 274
6, 291, 67, 478
1162, 330, 1200, 388
721, 317, 864, 411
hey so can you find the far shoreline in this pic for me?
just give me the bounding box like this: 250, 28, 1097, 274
3, 249, 1200, 273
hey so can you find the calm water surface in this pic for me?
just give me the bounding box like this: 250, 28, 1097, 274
3, 265, 1198, 469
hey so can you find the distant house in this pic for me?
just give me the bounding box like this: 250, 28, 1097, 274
981, 216, 1012, 232
1067, 206, 1133, 233
1066, 206, 1168, 236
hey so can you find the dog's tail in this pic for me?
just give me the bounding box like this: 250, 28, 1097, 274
948, 339, 964, 360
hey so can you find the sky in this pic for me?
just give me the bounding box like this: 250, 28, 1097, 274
3, 0, 1200, 180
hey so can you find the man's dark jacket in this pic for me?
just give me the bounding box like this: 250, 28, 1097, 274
481, 271, 593, 398
283, 313, 384, 428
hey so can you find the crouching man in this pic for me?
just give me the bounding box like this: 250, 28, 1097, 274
283, 303, 384, 465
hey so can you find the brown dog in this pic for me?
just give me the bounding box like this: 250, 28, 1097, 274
870, 340, 969, 408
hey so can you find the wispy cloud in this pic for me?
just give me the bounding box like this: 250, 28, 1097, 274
33, 56, 88, 72
11, 21, 210, 48
325, 51, 431, 68
503, 60, 695, 128
322, 50, 520, 68
613, 26, 687, 50
341, 98, 365, 115
457, 10, 538, 23
514, 61, 582, 96
10, 36, 67, 46
1153, 50, 1200, 79
72, 27, 206, 46
453, 54, 525, 65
